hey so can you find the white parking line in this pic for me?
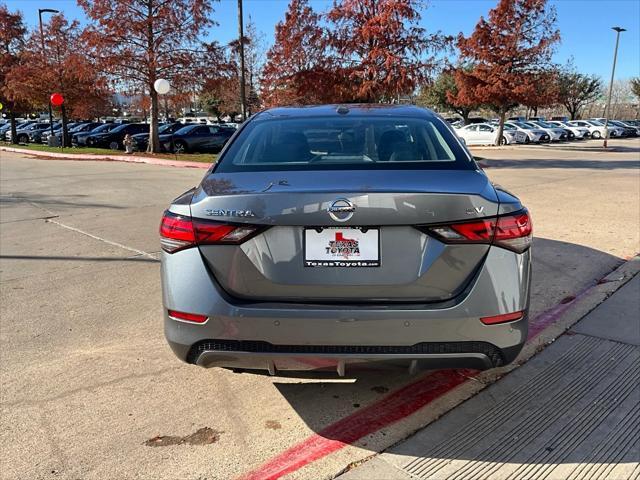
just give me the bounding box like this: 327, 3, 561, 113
45, 218, 159, 261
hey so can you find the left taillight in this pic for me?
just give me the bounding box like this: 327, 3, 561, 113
421, 209, 532, 253
159, 210, 261, 253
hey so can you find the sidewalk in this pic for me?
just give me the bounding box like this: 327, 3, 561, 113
339, 274, 640, 480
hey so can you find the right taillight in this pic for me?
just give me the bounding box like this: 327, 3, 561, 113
493, 210, 532, 253
159, 210, 262, 253
422, 209, 532, 253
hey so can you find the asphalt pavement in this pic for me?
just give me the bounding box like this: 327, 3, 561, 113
1, 139, 639, 480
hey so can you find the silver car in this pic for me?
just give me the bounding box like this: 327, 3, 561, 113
160, 105, 532, 376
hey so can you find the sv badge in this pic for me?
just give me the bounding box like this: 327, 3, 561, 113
466, 206, 484, 215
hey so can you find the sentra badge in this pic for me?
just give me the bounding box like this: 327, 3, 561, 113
205, 209, 256, 217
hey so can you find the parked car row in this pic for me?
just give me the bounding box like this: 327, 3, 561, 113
453, 117, 640, 146
1, 119, 238, 154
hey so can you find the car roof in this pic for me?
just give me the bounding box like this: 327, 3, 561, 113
256, 104, 437, 120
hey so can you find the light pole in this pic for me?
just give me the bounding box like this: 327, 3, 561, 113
38, 8, 59, 137
603, 26, 626, 148
237, 0, 247, 122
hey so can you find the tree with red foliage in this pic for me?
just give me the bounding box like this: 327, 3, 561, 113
522, 70, 560, 118
452, 0, 560, 144
326, 0, 448, 102
261, 0, 332, 106
78, 0, 215, 152
0, 4, 28, 143
3, 13, 110, 144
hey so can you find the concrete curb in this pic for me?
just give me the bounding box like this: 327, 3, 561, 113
0, 146, 210, 169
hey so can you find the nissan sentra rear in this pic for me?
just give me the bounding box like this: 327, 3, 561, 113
160, 105, 532, 376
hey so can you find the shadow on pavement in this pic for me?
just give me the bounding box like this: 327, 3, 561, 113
0, 192, 125, 210
482, 158, 640, 169
0, 254, 158, 263
270, 237, 624, 457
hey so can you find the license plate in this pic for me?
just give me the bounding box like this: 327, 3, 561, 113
304, 227, 380, 267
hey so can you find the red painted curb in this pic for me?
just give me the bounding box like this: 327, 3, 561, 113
238, 369, 472, 480
237, 271, 623, 480
0, 146, 210, 169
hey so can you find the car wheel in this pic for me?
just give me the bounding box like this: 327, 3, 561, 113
18, 134, 29, 143
499, 136, 508, 146
592, 131, 601, 139
109, 141, 120, 150
173, 140, 187, 154
524, 136, 530, 144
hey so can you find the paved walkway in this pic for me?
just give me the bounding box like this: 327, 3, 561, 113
339, 274, 640, 480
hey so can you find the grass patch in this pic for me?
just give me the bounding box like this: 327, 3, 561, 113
2, 142, 217, 163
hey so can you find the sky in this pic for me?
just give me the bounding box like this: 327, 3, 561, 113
5, 0, 640, 80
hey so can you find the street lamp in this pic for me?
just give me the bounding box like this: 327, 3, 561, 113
38, 8, 59, 137
603, 26, 626, 148
237, 0, 247, 121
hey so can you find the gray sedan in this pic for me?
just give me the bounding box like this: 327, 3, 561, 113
160, 105, 532, 376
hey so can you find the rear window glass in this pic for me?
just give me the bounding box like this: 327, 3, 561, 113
215, 116, 473, 172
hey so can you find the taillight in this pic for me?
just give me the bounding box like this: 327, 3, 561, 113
422, 209, 532, 253
159, 210, 261, 253
493, 211, 533, 253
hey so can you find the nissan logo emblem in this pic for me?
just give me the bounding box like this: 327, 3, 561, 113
327, 198, 355, 222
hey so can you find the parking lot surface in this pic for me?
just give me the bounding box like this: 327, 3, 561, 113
1, 139, 639, 480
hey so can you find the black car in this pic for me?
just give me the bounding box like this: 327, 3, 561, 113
29, 122, 64, 143
42, 122, 90, 144
158, 124, 235, 153
609, 120, 638, 137
73, 123, 117, 146
8, 122, 51, 143
86, 123, 150, 149
131, 122, 184, 151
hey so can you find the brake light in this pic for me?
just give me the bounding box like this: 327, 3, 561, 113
493, 211, 533, 253
424, 210, 532, 253
159, 210, 260, 253
160, 212, 195, 252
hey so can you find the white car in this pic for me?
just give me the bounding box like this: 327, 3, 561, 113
547, 121, 591, 140
526, 121, 568, 142
505, 121, 550, 143
569, 120, 623, 139
455, 122, 526, 145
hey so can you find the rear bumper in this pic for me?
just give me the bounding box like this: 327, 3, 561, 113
162, 246, 531, 375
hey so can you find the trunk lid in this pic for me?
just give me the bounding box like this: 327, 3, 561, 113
191, 170, 499, 303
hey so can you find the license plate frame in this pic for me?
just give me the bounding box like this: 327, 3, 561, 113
303, 226, 380, 268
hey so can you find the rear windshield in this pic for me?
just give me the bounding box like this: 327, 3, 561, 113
215, 115, 474, 172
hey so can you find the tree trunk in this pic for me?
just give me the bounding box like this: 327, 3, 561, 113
461, 110, 470, 125
10, 111, 18, 145
495, 107, 506, 146
148, 88, 160, 153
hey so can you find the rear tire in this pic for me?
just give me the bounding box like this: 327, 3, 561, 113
524, 136, 530, 144
173, 140, 187, 154
109, 141, 120, 150
18, 134, 29, 143
499, 136, 508, 146
592, 131, 601, 139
